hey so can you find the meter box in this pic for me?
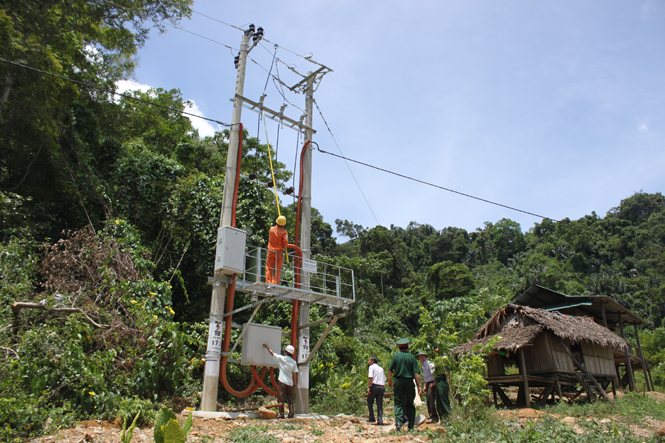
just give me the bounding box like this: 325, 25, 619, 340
214, 226, 247, 275
240, 323, 282, 368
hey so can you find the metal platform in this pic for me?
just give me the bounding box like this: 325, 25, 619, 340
232, 245, 355, 309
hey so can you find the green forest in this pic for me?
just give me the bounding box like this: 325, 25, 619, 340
2, 1, 665, 441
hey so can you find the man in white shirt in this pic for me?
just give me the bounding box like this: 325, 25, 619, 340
367, 356, 386, 425
418, 351, 438, 423
264, 343, 298, 418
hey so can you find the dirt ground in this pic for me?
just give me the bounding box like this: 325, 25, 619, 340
27, 391, 665, 442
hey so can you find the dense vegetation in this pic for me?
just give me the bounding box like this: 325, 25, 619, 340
2, 1, 665, 441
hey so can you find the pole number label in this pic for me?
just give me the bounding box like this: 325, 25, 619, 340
207, 320, 223, 353
299, 335, 310, 363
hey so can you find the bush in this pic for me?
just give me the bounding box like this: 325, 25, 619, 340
0, 222, 204, 440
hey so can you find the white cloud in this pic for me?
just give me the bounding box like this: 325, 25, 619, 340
638, 119, 649, 134
115, 79, 152, 94
115, 80, 218, 138
184, 100, 218, 138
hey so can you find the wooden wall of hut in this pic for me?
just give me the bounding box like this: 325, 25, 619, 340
580, 341, 615, 377
487, 353, 505, 377
522, 332, 575, 375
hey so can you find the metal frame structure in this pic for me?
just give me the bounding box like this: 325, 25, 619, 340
234, 245, 355, 309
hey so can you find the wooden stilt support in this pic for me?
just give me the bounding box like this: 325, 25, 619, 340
538, 383, 556, 407
573, 373, 596, 401
496, 385, 513, 407
618, 314, 636, 392
557, 337, 616, 407
633, 323, 652, 392
518, 348, 531, 407
555, 380, 564, 402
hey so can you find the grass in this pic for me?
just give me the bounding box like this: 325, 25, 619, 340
226, 425, 280, 443
401, 395, 663, 442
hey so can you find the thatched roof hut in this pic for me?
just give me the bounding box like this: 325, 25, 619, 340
455, 304, 629, 408
454, 304, 627, 354
454, 286, 652, 408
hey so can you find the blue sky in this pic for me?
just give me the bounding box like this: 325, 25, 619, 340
123, 0, 665, 235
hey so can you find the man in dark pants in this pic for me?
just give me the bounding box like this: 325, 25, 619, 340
387, 338, 422, 431
264, 343, 298, 418
418, 351, 439, 423
434, 372, 451, 419
366, 356, 386, 425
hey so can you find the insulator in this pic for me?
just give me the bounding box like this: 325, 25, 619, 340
342, 300, 349, 311
248, 172, 258, 180
257, 27, 264, 37
327, 305, 334, 317
285, 187, 294, 195
248, 24, 255, 33
234, 55, 239, 68
266, 181, 274, 188
251, 292, 258, 303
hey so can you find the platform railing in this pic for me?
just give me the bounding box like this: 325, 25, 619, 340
240, 245, 355, 305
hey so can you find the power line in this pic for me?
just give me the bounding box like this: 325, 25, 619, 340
0, 57, 233, 127
167, 22, 237, 51
191, 10, 331, 71
315, 144, 558, 222
312, 101, 382, 227
164, 21, 308, 114
313, 104, 413, 279
192, 10, 245, 32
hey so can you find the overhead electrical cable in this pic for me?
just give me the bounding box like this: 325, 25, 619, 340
166, 22, 237, 51
163, 19, 310, 114
191, 9, 330, 70
312, 101, 382, 226
192, 10, 245, 31
0, 57, 233, 127
315, 146, 557, 222
313, 99, 557, 222
312, 102, 414, 288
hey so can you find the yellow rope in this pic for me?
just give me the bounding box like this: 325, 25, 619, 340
262, 112, 288, 264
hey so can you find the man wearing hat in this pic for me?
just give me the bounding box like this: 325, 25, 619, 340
387, 338, 422, 431
418, 351, 439, 423
266, 215, 288, 284
264, 343, 298, 418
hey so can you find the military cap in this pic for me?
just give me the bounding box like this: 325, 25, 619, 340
396, 338, 410, 346
417, 351, 427, 356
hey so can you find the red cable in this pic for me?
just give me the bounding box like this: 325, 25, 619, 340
250, 365, 278, 396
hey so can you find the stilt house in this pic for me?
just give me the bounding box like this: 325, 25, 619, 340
455, 298, 638, 407
514, 285, 651, 393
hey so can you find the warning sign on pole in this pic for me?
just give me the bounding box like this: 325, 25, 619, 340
302, 258, 318, 273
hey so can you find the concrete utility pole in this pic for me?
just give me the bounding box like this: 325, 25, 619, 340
295, 72, 315, 414
200, 29, 251, 412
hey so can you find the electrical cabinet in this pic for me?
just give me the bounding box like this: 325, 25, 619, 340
214, 226, 246, 275
240, 323, 282, 368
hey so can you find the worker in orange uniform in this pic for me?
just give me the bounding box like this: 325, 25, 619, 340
266, 215, 288, 284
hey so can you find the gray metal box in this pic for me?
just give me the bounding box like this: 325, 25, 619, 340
240, 323, 282, 368
214, 226, 246, 275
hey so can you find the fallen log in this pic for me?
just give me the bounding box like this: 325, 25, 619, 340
229, 403, 283, 412
12, 301, 106, 335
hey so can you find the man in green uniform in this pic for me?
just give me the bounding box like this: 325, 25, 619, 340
434, 371, 451, 420
387, 338, 422, 431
